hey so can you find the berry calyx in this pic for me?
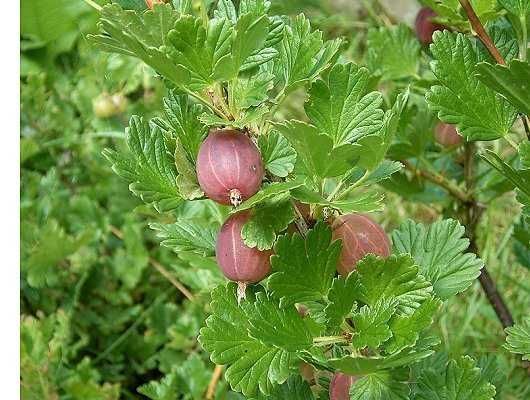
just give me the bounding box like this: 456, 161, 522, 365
196, 129, 264, 207
415, 7, 444, 45
216, 211, 272, 302
329, 373, 356, 400
434, 122, 462, 147
331, 214, 390, 276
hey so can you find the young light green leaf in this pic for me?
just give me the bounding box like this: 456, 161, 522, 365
275, 120, 358, 179
199, 284, 294, 397
241, 198, 295, 250
247, 292, 313, 351
414, 356, 496, 400
214, 13, 270, 80
274, 14, 341, 93
236, 180, 304, 211
504, 316, 530, 361
367, 24, 420, 81
350, 369, 410, 400
385, 297, 442, 354
268, 222, 342, 307
426, 31, 517, 141
166, 16, 232, 88
475, 60, 530, 115
353, 90, 408, 170
305, 62, 384, 145
291, 185, 384, 214
89, 4, 190, 85
258, 131, 297, 178
152, 91, 208, 163
103, 116, 182, 212
229, 71, 274, 110
149, 220, 218, 256
354, 255, 433, 315
174, 138, 203, 199
364, 160, 404, 185
352, 299, 397, 349
329, 346, 435, 375
392, 219, 484, 300
324, 274, 360, 329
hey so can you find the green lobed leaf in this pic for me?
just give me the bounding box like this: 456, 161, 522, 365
351, 299, 397, 349
504, 316, 530, 361
198, 283, 294, 397
258, 130, 297, 178
151, 91, 208, 163
475, 60, 530, 115
498, 0, 530, 17
165, 15, 232, 88
274, 14, 341, 93
426, 31, 517, 141
268, 222, 342, 307
353, 90, 409, 170
366, 24, 420, 81
137, 372, 179, 400
275, 120, 359, 179
236, 179, 304, 211
353, 254, 433, 316
305, 62, 384, 145
252, 375, 314, 400
349, 368, 410, 400
149, 220, 218, 256
247, 292, 314, 351
384, 297, 442, 354
241, 198, 295, 250
291, 185, 384, 214
89, 4, 190, 85
174, 138, 203, 199
324, 274, 360, 330
103, 116, 182, 212
392, 219, 484, 299
229, 71, 274, 110
414, 356, 496, 400
480, 150, 530, 197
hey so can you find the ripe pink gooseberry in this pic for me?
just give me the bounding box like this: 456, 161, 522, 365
434, 122, 462, 147
216, 211, 272, 301
331, 214, 391, 276
415, 7, 444, 45
196, 129, 264, 206
329, 373, 357, 400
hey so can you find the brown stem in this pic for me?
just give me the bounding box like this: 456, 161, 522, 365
109, 225, 195, 302
291, 200, 309, 238
401, 160, 470, 203
206, 365, 223, 399
462, 143, 514, 329
458, 0, 505, 65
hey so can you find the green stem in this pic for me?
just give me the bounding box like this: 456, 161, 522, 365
313, 335, 349, 346
83, 0, 102, 11
520, 15, 528, 61
335, 170, 370, 200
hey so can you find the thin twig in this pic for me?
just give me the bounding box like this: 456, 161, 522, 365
206, 365, 223, 399
291, 200, 309, 237
109, 225, 195, 301
401, 160, 470, 203
458, 0, 505, 65
463, 143, 514, 329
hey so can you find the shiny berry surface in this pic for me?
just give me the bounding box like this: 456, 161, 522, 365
216, 211, 271, 283
196, 129, 264, 206
332, 214, 391, 276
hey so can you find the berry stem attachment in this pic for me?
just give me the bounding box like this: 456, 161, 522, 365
236, 281, 247, 304
229, 189, 243, 207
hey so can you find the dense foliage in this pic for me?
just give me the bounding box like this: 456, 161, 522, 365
21, 0, 530, 399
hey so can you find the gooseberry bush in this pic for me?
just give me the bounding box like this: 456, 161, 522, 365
90, 0, 530, 398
